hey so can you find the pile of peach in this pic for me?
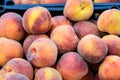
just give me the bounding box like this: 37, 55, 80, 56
0, 0, 120, 80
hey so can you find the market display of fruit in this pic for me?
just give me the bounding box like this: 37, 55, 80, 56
0, 0, 120, 80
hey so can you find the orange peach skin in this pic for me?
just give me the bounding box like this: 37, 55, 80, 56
50, 25, 79, 54
0, 73, 30, 80
0, 37, 23, 66
64, 0, 94, 21
13, 0, 39, 4
97, 9, 120, 35
34, 67, 62, 80
94, 0, 118, 3
23, 34, 49, 56
48, 15, 72, 35
77, 34, 108, 63
102, 35, 120, 56
57, 52, 88, 80
73, 21, 100, 38
98, 55, 120, 80
27, 38, 58, 68
0, 58, 33, 80
0, 12, 25, 41
22, 6, 52, 34
40, 0, 67, 4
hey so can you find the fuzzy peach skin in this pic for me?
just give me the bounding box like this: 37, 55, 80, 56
27, 38, 58, 68
0, 73, 30, 80
23, 34, 49, 56
57, 52, 88, 80
102, 35, 120, 56
73, 21, 100, 39
0, 37, 23, 66
40, 0, 67, 4
22, 6, 52, 34
64, 0, 94, 21
0, 58, 33, 80
97, 9, 120, 35
50, 25, 79, 54
13, 0, 39, 4
34, 67, 62, 80
48, 15, 72, 35
81, 70, 95, 80
94, 0, 118, 3
77, 34, 108, 63
98, 55, 120, 80
0, 12, 25, 41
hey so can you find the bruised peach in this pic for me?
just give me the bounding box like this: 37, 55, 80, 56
102, 35, 120, 56
57, 52, 88, 80
0, 12, 25, 41
0, 37, 23, 66
22, 6, 52, 34
77, 34, 108, 63
98, 55, 120, 80
73, 21, 100, 38
23, 34, 49, 56
34, 67, 62, 80
27, 38, 58, 68
50, 25, 79, 54
0, 58, 33, 80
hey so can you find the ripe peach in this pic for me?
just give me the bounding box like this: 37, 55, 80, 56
22, 6, 52, 34
0, 12, 25, 41
102, 35, 120, 56
23, 34, 49, 56
73, 21, 100, 38
34, 67, 62, 80
48, 15, 72, 35
97, 9, 120, 35
57, 52, 88, 80
50, 25, 79, 54
64, 0, 94, 21
98, 55, 120, 80
0, 37, 23, 66
77, 34, 108, 63
0, 58, 33, 80
81, 70, 95, 80
40, 0, 67, 4
27, 38, 58, 68
0, 73, 29, 80
13, 0, 39, 4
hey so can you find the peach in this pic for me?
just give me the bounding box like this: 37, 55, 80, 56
50, 25, 79, 54
23, 34, 49, 56
102, 35, 120, 56
73, 21, 100, 39
40, 0, 67, 4
0, 58, 33, 80
13, 0, 39, 4
97, 9, 120, 35
34, 67, 62, 80
0, 73, 29, 80
64, 0, 94, 21
81, 70, 95, 80
22, 6, 52, 34
57, 52, 88, 80
0, 12, 25, 41
94, 0, 118, 3
77, 34, 108, 63
98, 55, 120, 80
0, 37, 23, 66
48, 15, 72, 35
27, 38, 58, 68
